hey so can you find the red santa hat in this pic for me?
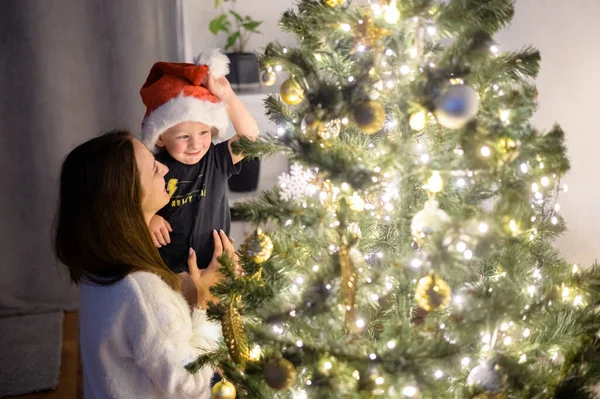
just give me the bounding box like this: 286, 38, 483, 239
140, 49, 230, 151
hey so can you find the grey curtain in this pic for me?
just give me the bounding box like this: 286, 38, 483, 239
0, 0, 183, 316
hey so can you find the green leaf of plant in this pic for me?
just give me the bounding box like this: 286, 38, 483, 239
229, 10, 243, 22
225, 32, 241, 50
214, 0, 220, 7
242, 20, 262, 33
209, 14, 230, 35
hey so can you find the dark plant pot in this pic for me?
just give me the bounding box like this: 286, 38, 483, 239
226, 52, 260, 86
229, 157, 261, 192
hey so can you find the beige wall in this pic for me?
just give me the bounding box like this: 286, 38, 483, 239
496, 0, 600, 265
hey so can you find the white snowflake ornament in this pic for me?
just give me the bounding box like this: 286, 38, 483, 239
278, 163, 317, 201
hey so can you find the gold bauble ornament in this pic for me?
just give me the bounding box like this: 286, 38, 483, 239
212, 380, 237, 399
261, 71, 276, 86
263, 358, 297, 391
242, 229, 273, 264
324, 0, 344, 6
414, 273, 451, 311
352, 100, 385, 134
280, 79, 304, 105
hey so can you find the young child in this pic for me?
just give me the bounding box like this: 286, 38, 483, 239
140, 49, 259, 273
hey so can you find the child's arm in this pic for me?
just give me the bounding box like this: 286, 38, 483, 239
207, 72, 259, 164
148, 214, 172, 248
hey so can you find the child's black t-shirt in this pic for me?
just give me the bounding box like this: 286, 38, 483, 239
155, 141, 241, 273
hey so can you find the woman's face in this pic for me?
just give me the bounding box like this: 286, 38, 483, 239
133, 139, 170, 220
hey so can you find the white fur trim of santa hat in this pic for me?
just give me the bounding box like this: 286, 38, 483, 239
193, 48, 230, 78
141, 93, 230, 152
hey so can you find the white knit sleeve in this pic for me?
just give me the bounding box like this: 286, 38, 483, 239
124, 273, 221, 399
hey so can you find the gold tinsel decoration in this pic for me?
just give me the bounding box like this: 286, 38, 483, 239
249, 267, 264, 285
352, 100, 386, 134
242, 229, 273, 264
496, 137, 520, 163
324, 0, 344, 6
351, 8, 392, 52
339, 245, 360, 332
222, 298, 249, 367
303, 117, 342, 141
414, 273, 452, 311
261, 71, 277, 86
263, 358, 297, 391
280, 79, 304, 105
212, 380, 237, 399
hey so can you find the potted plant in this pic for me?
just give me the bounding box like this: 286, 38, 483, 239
209, 0, 262, 87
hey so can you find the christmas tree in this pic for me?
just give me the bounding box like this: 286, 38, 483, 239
192, 1, 600, 398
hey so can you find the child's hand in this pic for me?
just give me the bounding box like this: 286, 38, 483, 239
148, 214, 172, 248
206, 72, 234, 102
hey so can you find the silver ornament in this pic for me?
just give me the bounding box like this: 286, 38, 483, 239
467, 361, 503, 394
411, 200, 451, 244
434, 84, 480, 129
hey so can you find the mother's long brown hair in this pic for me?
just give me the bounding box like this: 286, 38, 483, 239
54, 130, 179, 290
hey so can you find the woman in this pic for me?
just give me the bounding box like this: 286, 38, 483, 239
54, 130, 231, 398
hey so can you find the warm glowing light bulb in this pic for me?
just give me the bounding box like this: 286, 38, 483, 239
478, 222, 489, 234
384, 1, 400, 24
403, 386, 418, 397
409, 111, 426, 130
519, 354, 527, 363
249, 345, 262, 360
426, 172, 444, 193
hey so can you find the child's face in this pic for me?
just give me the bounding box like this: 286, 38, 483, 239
156, 121, 212, 165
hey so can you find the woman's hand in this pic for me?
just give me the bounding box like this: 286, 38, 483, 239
181, 230, 236, 309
